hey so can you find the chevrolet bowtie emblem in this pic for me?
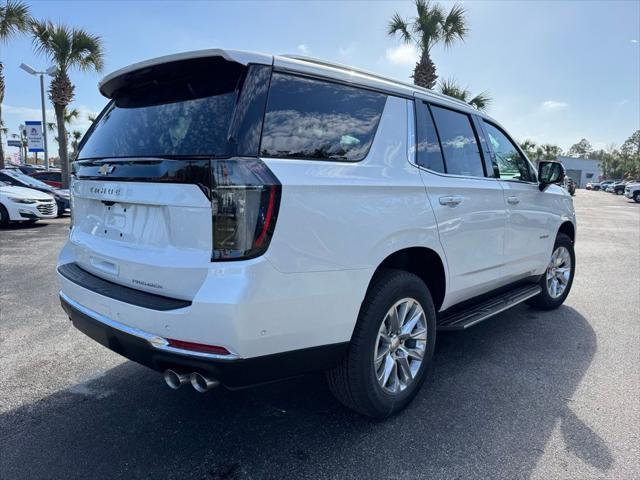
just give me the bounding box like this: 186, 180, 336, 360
99, 164, 115, 175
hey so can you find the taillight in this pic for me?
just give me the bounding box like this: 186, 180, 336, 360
211, 158, 281, 261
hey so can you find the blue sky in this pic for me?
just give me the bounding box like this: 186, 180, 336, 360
1, 0, 639, 158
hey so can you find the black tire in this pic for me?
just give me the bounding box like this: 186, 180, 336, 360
634, 192, 640, 203
326, 269, 437, 418
527, 233, 575, 310
0, 204, 9, 226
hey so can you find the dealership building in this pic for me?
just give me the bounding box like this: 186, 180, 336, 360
557, 156, 603, 188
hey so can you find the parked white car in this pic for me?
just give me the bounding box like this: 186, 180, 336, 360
0, 180, 57, 225
57, 49, 577, 417
624, 182, 640, 202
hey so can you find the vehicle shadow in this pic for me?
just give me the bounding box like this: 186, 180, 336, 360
0, 221, 49, 230
0, 305, 606, 479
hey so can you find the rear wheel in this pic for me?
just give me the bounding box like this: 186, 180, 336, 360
326, 269, 436, 418
527, 233, 575, 310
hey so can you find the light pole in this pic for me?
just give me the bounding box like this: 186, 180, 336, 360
19, 63, 56, 171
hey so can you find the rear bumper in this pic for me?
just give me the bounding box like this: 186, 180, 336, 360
61, 292, 347, 388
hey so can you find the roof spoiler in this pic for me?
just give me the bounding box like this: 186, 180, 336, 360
99, 48, 273, 98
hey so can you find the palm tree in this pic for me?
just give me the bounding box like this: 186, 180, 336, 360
70, 130, 82, 160
31, 20, 104, 188
47, 107, 79, 136
388, 0, 467, 89
437, 77, 491, 111
0, 0, 32, 168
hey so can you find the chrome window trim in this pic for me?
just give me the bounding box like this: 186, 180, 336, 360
406, 100, 416, 165
60, 291, 241, 361
408, 97, 497, 182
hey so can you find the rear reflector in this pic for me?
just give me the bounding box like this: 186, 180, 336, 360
167, 339, 231, 355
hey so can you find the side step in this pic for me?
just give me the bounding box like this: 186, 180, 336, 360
437, 284, 541, 331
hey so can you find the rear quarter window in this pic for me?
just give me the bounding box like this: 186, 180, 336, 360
260, 73, 387, 162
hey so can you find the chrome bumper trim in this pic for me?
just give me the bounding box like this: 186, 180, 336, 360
60, 291, 240, 361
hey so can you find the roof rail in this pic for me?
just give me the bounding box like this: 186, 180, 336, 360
281, 54, 471, 108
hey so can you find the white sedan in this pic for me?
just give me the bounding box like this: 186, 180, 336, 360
0, 180, 58, 225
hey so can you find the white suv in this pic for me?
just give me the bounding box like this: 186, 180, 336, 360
58, 49, 576, 417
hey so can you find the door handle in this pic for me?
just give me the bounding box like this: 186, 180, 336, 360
439, 195, 464, 207
507, 196, 520, 205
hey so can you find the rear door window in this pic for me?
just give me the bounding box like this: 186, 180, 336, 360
260, 73, 387, 162
415, 101, 445, 173
430, 105, 485, 177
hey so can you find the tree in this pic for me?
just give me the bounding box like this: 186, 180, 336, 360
69, 130, 82, 160
0, 0, 32, 168
388, 0, 467, 89
437, 77, 491, 111
619, 130, 640, 178
31, 20, 104, 188
567, 138, 593, 158
47, 107, 79, 138
540, 144, 562, 161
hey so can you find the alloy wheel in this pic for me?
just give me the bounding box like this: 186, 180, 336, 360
374, 298, 427, 393
546, 246, 572, 299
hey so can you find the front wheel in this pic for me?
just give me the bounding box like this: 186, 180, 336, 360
527, 233, 575, 310
634, 192, 640, 203
326, 269, 436, 418
0, 204, 9, 226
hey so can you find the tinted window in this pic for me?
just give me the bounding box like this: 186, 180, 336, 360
416, 102, 445, 173
0, 169, 51, 188
78, 58, 245, 159
261, 74, 387, 161
430, 105, 484, 177
483, 122, 533, 182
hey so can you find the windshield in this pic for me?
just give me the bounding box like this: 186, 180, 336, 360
1, 169, 52, 189
78, 57, 245, 160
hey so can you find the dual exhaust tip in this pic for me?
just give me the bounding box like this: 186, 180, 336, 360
163, 369, 220, 393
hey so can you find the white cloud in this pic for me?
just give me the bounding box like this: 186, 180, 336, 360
541, 100, 569, 111
297, 44, 310, 55
338, 44, 357, 60
384, 44, 418, 66
631, 39, 638, 44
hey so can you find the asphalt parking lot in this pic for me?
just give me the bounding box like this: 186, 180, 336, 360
1, 191, 638, 480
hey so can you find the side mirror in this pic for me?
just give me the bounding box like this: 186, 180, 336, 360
538, 161, 565, 191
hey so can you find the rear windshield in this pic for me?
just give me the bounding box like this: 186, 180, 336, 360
78, 57, 245, 160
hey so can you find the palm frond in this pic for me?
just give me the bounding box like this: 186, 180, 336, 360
437, 77, 468, 101
65, 107, 79, 123
441, 3, 468, 48
70, 28, 104, 72
468, 90, 491, 111
0, 0, 32, 43
388, 12, 412, 43
415, 1, 444, 52
32, 21, 104, 73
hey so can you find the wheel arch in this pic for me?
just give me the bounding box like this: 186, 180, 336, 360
558, 220, 575, 243
366, 247, 446, 313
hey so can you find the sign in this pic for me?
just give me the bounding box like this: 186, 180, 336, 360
7, 139, 22, 147
25, 120, 44, 153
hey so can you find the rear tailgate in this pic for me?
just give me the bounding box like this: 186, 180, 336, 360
70, 176, 211, 300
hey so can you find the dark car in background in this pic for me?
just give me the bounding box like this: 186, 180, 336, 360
30, 170, 63, 188
0, 168, 70, 216
16, 164, 46, 175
